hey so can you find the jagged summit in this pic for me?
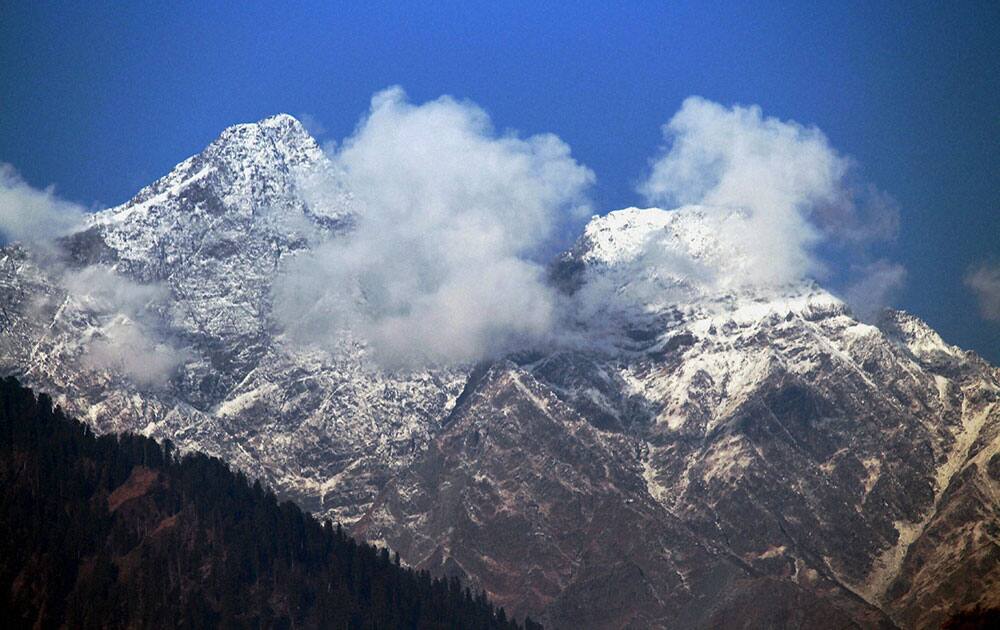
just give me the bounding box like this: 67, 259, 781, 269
210, 113, 323, 168
90, 113, 327, 231
208, 112, 316, 153
70, 111, 346, 285
255, 112, 308, 129
559, 206, 846, 357
570, 205, 813, 298
54, 112, 353, 412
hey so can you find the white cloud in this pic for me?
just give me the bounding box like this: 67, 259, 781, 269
965, 263, 1000, 322
639, 97, 846, 284
842, 260, 906, 321
81, 316, 190, 387
62, 265, 190, 386
0, 163, 87, 244
0, 165, 189, 385
274, 87, 594, 366
637, 96, 904, 313
62, 264, 168, 316
297, 112, 328, 137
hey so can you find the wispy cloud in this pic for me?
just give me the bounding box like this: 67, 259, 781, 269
0, 164, 87, 245
0, 168, 188, 386
63, 265, 190, 387
842, 260, 906, 321
297, 112, 328, 137
965, 263, 1000, 322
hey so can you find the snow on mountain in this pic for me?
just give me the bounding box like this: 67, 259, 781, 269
2, 114, 464, 521
1, 116, 997, 628
367, 203, 998, 626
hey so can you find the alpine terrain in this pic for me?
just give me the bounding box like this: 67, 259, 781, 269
1, 115, 997, 628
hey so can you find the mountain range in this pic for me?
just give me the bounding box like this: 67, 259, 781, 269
1, 114, 997, 628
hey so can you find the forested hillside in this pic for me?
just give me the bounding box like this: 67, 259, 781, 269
0, 376, 537, 629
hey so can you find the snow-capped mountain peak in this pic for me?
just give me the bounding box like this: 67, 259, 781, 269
210, 113, 324, 169
90, 113, 329, 232
578, 205, 743, 268
571, 205, 818, 302
559, 206, 845, 357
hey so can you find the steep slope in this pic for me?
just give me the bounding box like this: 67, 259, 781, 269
357, 362, 892, 629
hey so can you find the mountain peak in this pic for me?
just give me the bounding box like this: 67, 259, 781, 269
218, 112, 311, 143
84, 112, 330, 233
578, 205, 748, 270
567, 205, 819, 320
209, 113, 323, 169
259, 112, 304, 127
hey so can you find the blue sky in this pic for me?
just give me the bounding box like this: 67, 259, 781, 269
1, 1, 997, 361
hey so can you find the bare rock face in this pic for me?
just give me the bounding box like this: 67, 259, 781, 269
1, 119, 997, 628
356, 362, 893, 628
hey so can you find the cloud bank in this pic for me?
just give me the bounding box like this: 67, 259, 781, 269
966, 263, 1000, 322
274, 87, 594, 366
0, 164, 87, 245
275, 92, 909, 365
638, 96, 903, 313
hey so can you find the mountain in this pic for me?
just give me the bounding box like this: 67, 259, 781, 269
362, 207, 1000, 627
1, 116, 997, 628
1, 114, 462, 523
0, 375, 534, 629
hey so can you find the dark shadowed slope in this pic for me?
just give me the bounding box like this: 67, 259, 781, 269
0, 376, 538, 629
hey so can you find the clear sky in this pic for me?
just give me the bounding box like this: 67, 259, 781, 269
1, 1, 997, 362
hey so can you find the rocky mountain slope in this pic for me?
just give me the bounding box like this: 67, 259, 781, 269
360, 207, 999, 627
1, 116, 997, 628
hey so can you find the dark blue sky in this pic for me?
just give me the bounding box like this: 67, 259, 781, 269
1, 1, 997, 361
